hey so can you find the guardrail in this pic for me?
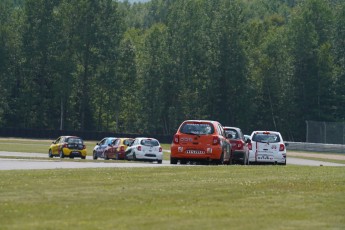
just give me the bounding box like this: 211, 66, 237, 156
286, 142, 345, 154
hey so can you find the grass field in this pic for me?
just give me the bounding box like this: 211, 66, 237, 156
0, 166, 345, 229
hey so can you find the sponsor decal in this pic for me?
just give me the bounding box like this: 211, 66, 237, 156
181, 137, 193, 142
257, 155, 274, 160
185, 150, 205, 154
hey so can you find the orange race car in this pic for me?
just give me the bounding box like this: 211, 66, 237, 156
170, 120, 232, 165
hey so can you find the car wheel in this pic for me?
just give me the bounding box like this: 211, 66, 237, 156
242, 152, 247, 165
180, 160, 187, 165
93, 151, 98, 160
170, 157, 178, 164
59, 150, 65, 158
219, 152, 225, 165
133, 152, 137, 160
157, 160, 162, 164
48, 149, 53, 158
104, 152, 109, 160
228, 151, 233, 165
81, 156, 86, 159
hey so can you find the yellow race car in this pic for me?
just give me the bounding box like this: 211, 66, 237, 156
49, 136, 87, 159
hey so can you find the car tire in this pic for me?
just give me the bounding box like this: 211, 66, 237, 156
48, 149, 53, 158
81, 156, 86, 159
242, 152, 247, 165
157, 160, 162, 164
170, 157, 178, 164
228, 151, 233, 165
219, 152, 225, 165
93, 151, 98, 160
133, 152, 136, 161
180, 160, 187, 165
59, 150, 65, 158
104, 152, 109, 160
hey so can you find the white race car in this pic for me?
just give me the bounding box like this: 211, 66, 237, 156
248, 131, 288, 165
125, 137, 163, 164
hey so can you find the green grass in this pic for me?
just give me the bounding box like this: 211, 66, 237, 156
0, 166, 344, 230
289, 155, 345, 164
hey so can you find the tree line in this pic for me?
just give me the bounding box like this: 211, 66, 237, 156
0, 0, 344, 141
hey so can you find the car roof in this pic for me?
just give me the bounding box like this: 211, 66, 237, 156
223, 126, 241, 131
136, 137, 158, 140
62, 136, 81, 139
251, 131, 281, 135
182, 120, 219, 124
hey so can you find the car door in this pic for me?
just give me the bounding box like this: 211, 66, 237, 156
218, 124, 231, 160
51, 137, 61, 155
125, 139, 137, 159
96, 139, 107, 156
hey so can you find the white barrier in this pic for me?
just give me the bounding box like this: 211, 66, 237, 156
286, 142, 345, 153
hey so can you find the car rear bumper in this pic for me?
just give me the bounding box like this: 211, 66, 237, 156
248, 151, 286, 163
135, 152, 163, 161
232, 150, 246, 160
170, 145, 223, 160
63, 149, 87, 157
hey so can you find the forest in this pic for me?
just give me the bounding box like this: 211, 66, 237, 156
0, 0, 344, 141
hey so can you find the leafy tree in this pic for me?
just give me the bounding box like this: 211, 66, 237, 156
18, 0, 60, 128
210, 0, 249, 128
58, 0, 125, 131
333, 2, 345, 121
288, 0, 335, 139
117, 29, 140, 133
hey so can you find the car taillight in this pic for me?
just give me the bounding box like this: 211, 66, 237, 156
236, 141, 243, 150
137, 146, 142, 151
159, 147, 162, 152
120, 146, 125, 151
173, 134, 179, 144
212, 136, 220, 145
248, 143, 252, 150
279, 144, 285, 151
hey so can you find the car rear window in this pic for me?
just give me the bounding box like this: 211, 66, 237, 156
141, 139, 159, 147
66, 138, 83, 144
252, 133, 280, 143
224, 129, 239, 139
180, 123, 214, 135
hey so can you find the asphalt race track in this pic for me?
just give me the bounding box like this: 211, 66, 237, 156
0, 151, 344, 170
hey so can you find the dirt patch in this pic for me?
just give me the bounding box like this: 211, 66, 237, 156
288, 151, 345, 160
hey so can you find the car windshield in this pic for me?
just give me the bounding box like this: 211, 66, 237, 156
67, 138, 83, 144
180, 123, 214, 135
225, 129, 239, 139
141, 139, 159, 147
252, 133, 280, 143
